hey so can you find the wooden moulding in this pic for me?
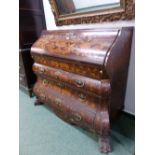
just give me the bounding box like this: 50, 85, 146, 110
48, 0, 135, 26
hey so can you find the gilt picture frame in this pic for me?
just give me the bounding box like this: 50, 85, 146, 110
48, 0, 135, 26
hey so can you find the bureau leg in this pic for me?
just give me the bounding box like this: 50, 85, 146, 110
34, 98, 44, 106
98, 135, 111, 153
98, 111, 111, 153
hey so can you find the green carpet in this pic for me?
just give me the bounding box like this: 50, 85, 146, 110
19, 91, 134, 155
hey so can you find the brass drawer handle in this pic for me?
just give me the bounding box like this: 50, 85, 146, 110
79, 93, 86, 101
75, 80, 84, 88
55, 97, 62, 106
40, 67, 45, 73
57, 82, 64, 88
43, 79, 48, 85
73, 113, 82, 122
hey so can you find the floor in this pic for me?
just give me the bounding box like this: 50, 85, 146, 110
19, 91, 134, 155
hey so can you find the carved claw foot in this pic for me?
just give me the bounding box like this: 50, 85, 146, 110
98, 136, 111, 153
34, 98, 44, 106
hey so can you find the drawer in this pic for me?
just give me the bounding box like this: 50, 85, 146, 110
31, 53, 108, 80
35, 77, 102, 107
33, 77, 105, 130
33, 63, 111, 97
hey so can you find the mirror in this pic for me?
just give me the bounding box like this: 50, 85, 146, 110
49, 0, 134, 26
56, 0, 121, 15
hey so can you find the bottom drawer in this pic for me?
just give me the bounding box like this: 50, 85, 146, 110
33, 77, 110, 135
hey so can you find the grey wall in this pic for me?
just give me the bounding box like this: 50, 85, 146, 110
124, 30, 135, 115
42, 0, 135, 115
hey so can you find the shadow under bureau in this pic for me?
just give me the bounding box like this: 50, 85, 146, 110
31, 27, 133, 153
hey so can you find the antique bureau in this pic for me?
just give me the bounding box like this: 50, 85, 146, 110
31, 27, 133, 153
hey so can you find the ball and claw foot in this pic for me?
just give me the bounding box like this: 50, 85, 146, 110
34, 98, 44, 106
99, 137, 111, 153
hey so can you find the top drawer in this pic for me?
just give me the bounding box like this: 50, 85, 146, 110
33, 63, 111, 97
31, 53, 109, 80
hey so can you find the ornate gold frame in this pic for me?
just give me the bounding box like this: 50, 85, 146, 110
49, 0, 135, 26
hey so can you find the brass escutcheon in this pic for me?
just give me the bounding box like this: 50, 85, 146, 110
65, 32, 75, 40
43, 79, 48, 85
40, 67, 45, 73
55, 97, 62, 106
75, 79, 84, 88
73, 113, 82, 122
79, 93, 86, 101
57, 82, 64, 88
99, 70, 103, 74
